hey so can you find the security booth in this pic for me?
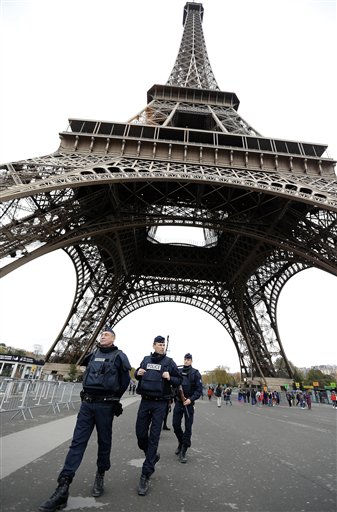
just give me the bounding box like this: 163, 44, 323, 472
0, 354, 44, 379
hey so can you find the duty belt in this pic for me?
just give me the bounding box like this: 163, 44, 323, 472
82, 392, 118, 403
142, 395, 168, 401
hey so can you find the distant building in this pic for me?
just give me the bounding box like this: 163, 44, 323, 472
298, 365, 337, 378
312, 365, 337, 376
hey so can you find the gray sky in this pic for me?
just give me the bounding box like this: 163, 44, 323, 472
0, 0, 336, 373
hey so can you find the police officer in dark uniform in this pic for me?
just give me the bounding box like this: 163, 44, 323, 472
135, 335, 182, 496
172, 353, 203, 463
39, 326, 131, 512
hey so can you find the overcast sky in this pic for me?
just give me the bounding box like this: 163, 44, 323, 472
0, 0, 336, 374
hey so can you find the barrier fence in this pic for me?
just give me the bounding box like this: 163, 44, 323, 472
0, 378, 82, 421
1, 379, 335, 422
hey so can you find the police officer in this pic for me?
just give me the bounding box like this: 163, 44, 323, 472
135, 335, 182, 496
172, 353, 203, 463
39, 327, 131, 512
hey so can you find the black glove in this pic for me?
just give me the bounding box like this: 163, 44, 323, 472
113, 401, 123, 417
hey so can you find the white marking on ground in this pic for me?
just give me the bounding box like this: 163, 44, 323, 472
127, 458, 144, 468
65, 496, 109, 509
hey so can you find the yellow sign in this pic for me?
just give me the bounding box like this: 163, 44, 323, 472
313, 381, 319, 387
295, 382, 300, 388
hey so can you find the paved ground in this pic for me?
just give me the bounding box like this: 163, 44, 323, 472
1, 395, 336, 512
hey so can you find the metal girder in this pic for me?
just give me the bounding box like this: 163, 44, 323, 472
166, 2, 219, 90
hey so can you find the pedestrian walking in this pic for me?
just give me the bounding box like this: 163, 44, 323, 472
331, 390, 337, 408
224, 386, 233, 405
38, 326, 131, 512
305, 390, 312, 410
256, 390, 263, 406
215, 384, 223, 407
286, 391, 292, 407
135, 335, 182, 496
172, 353, 203, 463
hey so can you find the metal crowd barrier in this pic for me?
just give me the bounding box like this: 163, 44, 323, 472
0, 378, 82, 421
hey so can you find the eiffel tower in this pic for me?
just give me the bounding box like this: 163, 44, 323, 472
1, 2, 336, 385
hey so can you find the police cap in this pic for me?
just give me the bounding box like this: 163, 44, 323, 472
103, 325, 115, 335
154, 335, 166, 344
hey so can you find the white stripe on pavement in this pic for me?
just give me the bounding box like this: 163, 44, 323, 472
0, 395, 139, 479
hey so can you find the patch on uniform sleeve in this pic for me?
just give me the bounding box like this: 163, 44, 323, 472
146, 363, 161, 371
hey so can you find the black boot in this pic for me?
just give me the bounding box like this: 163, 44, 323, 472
179, 445, 188, 463
92, 471, 105, 497
175, 443, 182, 455
138, 474, 149, 496
38, 477, 70, 512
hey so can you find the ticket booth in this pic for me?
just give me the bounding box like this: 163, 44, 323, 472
0, 354, 44, 379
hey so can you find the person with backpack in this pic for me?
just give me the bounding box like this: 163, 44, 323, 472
172, 353, 203, 464
39, 326, 131, 512
134, 335, 182, 496
224, 387, 233, 405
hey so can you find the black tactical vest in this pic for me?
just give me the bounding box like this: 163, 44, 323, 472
137, 355, 171, 397
181, 367, 195, 397
83, 348, 121, 394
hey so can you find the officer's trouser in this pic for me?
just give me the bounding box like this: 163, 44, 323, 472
172, 401, 194, 448
135, 399, 167, 477
59, 400, 115, 481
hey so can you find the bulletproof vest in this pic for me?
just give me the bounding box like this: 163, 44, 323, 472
181, 367, 195, 397
83, 348, 121, 394
138, 355, 171, 397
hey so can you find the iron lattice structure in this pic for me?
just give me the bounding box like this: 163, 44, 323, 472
1, 3, 336, 382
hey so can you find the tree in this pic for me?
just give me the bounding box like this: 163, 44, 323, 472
274, 357, 293, 378
204, 366, 231, 387
304, 368, 333, 387
292, 366, 305, 387
68, 363, 78, 382
202, 367, 239, 387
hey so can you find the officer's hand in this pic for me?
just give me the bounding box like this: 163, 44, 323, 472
137, 368, 146, 376
113, 402, 123, 417
162, 371, 170, 380
183, 398, 191, 406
